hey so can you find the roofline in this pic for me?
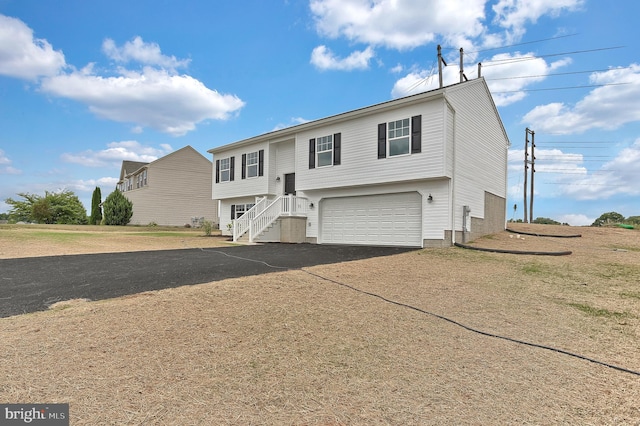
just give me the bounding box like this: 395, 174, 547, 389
120, 145, 211, 181
207, 80, 483, 154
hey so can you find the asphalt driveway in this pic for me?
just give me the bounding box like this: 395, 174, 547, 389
0, 244, 414, 318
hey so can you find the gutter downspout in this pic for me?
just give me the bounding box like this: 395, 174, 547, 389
444, 94, 457, 246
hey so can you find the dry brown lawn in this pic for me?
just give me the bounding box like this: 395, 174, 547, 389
1, 223, 639, 425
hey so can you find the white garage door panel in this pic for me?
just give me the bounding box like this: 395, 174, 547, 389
321, 192, 422, 247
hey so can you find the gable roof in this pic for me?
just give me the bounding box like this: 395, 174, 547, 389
119, 161, 148, 181
209, 78, 507, 154
117, 146, 212, 183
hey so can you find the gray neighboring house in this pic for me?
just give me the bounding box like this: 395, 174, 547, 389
116, 145, 218, 227
209, 78, 510, 247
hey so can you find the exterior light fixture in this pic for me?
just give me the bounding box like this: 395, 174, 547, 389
427, 194, 433, 202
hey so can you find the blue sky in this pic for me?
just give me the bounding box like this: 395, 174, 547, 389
1, 0, 638, 225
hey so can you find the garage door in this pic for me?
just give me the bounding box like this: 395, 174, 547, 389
320, 192, 422, 247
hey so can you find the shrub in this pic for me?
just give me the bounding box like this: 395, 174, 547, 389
202, 220, 213, 236
102, 190, 133, 226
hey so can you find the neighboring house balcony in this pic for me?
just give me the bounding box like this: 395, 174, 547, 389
233, 194, 309, 243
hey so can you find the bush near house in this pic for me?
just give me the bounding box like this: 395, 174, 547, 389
102, 189, 133, 226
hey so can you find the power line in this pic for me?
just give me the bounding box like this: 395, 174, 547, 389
481, 46, 625, 67
441, 33, 579, 53
486, 67, 632, 81
493, 82, 631, 93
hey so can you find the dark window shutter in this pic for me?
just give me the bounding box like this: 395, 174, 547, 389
258, 149, 264, 176
378, 123, 387, 159
411, 115, 422, 153
333, 133, 341, 165
309, 138, 316, 169
231, 205, 235, 220
230, 156, 235, 181
241, 154, 246, 179
215, 159, 220, 183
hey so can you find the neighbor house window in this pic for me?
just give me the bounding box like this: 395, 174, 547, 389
216, 157, 236, 183
308, 133, 341, 168
378, 115, 422, 159
142, 169, 147, 186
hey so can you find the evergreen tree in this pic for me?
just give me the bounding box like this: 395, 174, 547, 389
102, 189, 133, 226
89, 187, 102, 225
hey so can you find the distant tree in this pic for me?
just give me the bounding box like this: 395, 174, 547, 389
102, 189, 133, 226
0, 212, 9, 221
533, 217, 562, 225
591, 212, 625, 227
5, 190, 87, 224
625, 216, 640, 225
89, 187, 102, 225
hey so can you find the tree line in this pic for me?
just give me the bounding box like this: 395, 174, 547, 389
2, 187, 132, 225
510, 212, 639, 227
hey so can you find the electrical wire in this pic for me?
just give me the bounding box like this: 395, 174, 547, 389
492, 82, 630, 94
486, 66, 632, 81
198, 247, 640, 377
481, 46, 624, 67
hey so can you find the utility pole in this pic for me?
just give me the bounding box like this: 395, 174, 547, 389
523, 128, 535, 223
437, 45, 446, 88
529, 129, 535, 223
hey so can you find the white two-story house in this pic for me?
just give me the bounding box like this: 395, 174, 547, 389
208, 78, 510, 247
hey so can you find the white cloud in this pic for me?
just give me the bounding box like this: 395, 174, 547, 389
102, 36, 190, 70
0, 14, 66, 80
41, 67, 245, 136
310, 0, 486, 50
61, 141, 174, 168
522, 64, 640, 134
272, 117, 310, 131
554, 139, 640, 201
509, 140, 640, 202
0, 149, 21, 175
64, 177, 120, 193
311, 45, 375, 70
557, 213, 593, 226
492, 0, 585, 40
483, 53, 572, 106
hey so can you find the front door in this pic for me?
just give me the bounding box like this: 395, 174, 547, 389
284, 173, 296, 195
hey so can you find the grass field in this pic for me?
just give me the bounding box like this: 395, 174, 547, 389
0, 223, 639, 424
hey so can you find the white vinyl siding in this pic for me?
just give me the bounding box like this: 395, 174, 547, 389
297, 101, 445, 191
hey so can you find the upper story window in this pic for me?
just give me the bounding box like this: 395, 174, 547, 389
220, 158, 231, 182
317, 135, 333, 167
378, 115, 422, 159
215, 157, 235, 183
246, 152, 258, 177
309, 133, 341, 169
388, 118, 410, 156
241, 150, 264, 179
